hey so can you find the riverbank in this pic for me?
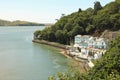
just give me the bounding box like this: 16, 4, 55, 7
32, 40, 66, 49
32, 39, 90, 72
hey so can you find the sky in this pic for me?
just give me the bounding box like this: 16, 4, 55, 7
0, 0, 115, 23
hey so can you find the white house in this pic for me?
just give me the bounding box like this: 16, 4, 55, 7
93, 38, 107, 49
74, 35, 108, 49
74, 35, 90, 48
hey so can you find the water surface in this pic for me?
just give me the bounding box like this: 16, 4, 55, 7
0, 26, 68, 80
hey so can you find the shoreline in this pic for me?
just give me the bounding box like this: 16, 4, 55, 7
32, 39, 90, 72
59, 49, 90, 73
32, 39, 66, 49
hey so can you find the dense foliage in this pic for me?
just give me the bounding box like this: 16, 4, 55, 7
0, 19, 44, 26
116, 0, 120, 4
48, 34, 120, 80
34, 0, 120, 44
87, 34, 120, 80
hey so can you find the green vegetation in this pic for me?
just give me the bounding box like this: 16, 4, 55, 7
0, 19, 45, 26
116, 0, 120, 4
87, 34, 120, 80
0, 19, 11, 26
93, 1, 102, 15
34, 0, 120, 44
48, 35, 120, 80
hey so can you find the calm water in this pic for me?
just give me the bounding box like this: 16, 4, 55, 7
0, 26, 68, 80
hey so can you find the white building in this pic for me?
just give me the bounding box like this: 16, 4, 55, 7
74, 35, 108, 49
74, 35, 90, 48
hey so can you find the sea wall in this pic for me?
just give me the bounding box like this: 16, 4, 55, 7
32, 39, 66, 49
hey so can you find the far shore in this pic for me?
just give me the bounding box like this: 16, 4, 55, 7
0, 25, 45, 27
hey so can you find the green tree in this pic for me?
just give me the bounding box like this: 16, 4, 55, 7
78, 8, 82, 12
86, 24, 94, 33
55, 30, 65, 44
70, 24, 84, 37
93, 1, 102, 15
34, 30, 41, 39
64, 19, 74, 32
47, 31, 56, 42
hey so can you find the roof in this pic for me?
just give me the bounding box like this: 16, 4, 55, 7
75, 35, 91, 38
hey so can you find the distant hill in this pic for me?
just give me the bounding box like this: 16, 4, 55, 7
34, 0, 120, 44
0, 19, 45, 26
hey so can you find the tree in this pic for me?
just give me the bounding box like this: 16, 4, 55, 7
93, 1, 102, 15
61, 14, 65, 17
70, 24, 84, 37
33, 30, 41, 39
78, 8, 82, 12
55, 30, 65, 44
64, 20, 74, 32
47, 31, 56, 42
86, 24, 94, 33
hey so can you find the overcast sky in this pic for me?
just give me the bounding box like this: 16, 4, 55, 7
0, 0, 114, 23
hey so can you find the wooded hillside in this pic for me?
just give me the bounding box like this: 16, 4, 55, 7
34, 0, 120, 45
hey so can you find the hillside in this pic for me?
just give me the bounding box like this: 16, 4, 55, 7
87, 36, 120, 79
34, 0, 120, 44
0, 19, 45, 26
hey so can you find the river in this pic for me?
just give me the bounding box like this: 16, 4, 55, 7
0, 26, 68, 80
